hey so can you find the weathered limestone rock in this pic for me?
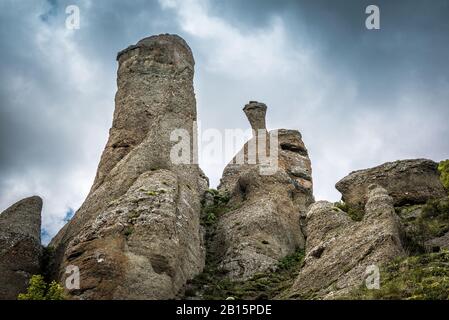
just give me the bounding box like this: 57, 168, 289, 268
243, 101, 267, 132
0, 196, 42, 300
286, 185, 404, 299
50, 34, 207, 299
214, 102, 314, 281
336, 159, 446, 209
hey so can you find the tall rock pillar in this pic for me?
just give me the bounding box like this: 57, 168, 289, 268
50, 34, 207, 299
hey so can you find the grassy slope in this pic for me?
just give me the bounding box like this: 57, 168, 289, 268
346, 251, 449, 300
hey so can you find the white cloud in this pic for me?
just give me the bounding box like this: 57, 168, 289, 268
0, 1, 111, 244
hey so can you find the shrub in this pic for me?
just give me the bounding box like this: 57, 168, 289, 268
206, 189, 230, 205
400, 198, 449, 255
278, 250, 304, 271
420, 198, 449, 239
18, 275, 65, 300
123, 226, 134, 237
45, 281, 65, 300
204, 211, 216, 225
334, 201, 364, 221
201, 189, 231, 227
439, 160, 449, 190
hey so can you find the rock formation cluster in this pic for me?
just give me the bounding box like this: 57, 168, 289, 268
0, 34, 447, 300
286, 185, 404, 298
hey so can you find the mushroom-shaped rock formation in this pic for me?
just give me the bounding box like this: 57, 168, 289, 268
213, 102, 314, 281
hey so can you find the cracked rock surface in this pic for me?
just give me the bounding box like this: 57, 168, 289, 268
214, 103, 314, 281
336, 159, 446, 209
49, 34, 207, 299
286, 185, 404, 299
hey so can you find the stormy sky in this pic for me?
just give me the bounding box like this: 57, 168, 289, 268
1, 0, 448, 243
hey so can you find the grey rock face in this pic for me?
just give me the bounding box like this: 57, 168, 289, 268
336, 159, 446, 209
214, 103, 314, 281
0, 196, 42, 300
286, 185, 404, 299
50, 34, 207, 299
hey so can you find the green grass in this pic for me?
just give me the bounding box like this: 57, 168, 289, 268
346, 251, 449, 300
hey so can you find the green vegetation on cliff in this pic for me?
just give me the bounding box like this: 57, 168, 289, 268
185, 248, 304, 300
347, 251, 449, 300
201, 189, 231, 227
398, 197, 449, 255
185, 189, 304, 300
439, 160, 449, 190
334, 201, 364, 221
18, 275, 65, 300
347, 196, 449, 300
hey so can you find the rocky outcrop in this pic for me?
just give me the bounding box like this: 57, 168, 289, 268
336, 159, 446, 210
426, 232, 449, 251
49, 34, 207, 299
286, 185, 404, 299
214, 102, 314, 281
0, 196, 42, 300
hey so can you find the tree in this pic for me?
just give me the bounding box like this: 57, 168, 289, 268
18, 275, 65, 300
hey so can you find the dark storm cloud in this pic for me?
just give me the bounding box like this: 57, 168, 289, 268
0, 0, 186, 242
211, 0, 449, 104
0, 0, 448, 242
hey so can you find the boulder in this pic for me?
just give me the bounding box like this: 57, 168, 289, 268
336, 159, 446, 209
0, 196, 42, 300
49, 34, 207, 299
285, 185, 404, 299
214, 102, 314, 281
